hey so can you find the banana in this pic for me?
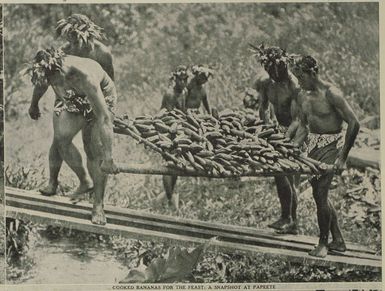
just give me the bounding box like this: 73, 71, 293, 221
184, 128, 204, 142
141, 130, 158, 138
257, 128, 275, 138
153, 122, 171, 133
135, 124, 153, 132
174, 138, 192, 145
196, 150, 214, 158
134, 119, 154, 126
186, 114, 200, 129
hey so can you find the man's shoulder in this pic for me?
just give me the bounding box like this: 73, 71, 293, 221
94, 40, 112, 55
187, 83, 206, 95
288, 72, 300, 91
66, 56, 103, 79
253, 73, 271, 93
163, 87, 175, 97
324, 82, 343, 99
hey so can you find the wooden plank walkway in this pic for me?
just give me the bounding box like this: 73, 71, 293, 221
5, 186, 381, 268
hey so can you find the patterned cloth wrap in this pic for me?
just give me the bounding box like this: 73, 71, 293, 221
305, 132, 344, 182
306, 132, 344, 156
54, 89, 116, 122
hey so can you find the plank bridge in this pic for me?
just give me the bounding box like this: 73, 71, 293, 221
5, 186, 381, 269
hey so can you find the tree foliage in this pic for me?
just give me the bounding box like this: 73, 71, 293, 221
3, 3, 379, 120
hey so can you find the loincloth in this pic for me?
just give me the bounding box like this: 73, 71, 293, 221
306, 132, 344, 182
54, 89, 116, 121
306, 132, 344, 160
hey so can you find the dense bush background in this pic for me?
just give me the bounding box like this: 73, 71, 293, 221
4, 3, 379, 119
3, 3, 380, 283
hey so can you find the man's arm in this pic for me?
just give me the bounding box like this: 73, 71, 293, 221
97, 42, 115, 81
255, 77, 271, 123
326, 87, 360, 162
286, 98, 299, 139
29, 84, 49, 120
100, 51, 115, 81
288, 93, 309, 146
201, 90, 211, 114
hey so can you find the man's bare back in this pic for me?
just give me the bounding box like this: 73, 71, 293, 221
51, 55, 113, 100
61, 40, 114, 80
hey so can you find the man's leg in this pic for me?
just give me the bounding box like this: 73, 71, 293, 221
162, 175, 179, 208
39, 137, 63, 195
83, 122, 108, 225
40, 111, 91, 195
328, 200, 346, 252
308, 173, 334, 258
276, 175, 299, 234
268, 176, 293, 230
291, 174, 301, 221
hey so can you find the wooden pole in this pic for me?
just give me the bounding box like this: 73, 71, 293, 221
115, 163, 333, 177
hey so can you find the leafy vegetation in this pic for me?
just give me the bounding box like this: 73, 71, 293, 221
4, 2, 381, 283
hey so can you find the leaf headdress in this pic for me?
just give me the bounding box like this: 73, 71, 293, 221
169, 65, 188, 82
249, 43, 294, 67
191, 64, 214, 79
56, 14, 105, 49
25, 48, 65, 86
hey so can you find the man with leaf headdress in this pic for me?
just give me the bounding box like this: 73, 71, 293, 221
28, 14, 115, 198
186, 64, 214, 114
250, 44, 300, 234
161, 65, 189, 112
160, 65, 213, 209
159, 66, 189, 209
26, 48, 118, 225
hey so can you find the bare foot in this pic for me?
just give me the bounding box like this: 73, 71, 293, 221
275, 222, 299, 235
91, 207, 107, 225
328, 240, 347, 252
69, 182, 94, 202
39, 183, 58, 196
268, 217, 292, 230
308, 244, 328, 258
72, 181, 93, 196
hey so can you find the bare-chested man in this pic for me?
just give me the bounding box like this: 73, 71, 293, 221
161, 65, 189, 112
185, 64, 214, 114
251, 44, 300, 234
161, 65, 213, 209
160, 66, 189, 208
290, 56, 360, 257
28, 14, 114, 197
26, 48, 118, 225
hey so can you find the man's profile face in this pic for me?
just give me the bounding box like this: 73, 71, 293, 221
295, 69, 314, 90
196, 73, 209, 85
175, 76, 188, 89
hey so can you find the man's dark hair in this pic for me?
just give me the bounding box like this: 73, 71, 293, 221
56, 14, 105, 48
296, 55, 319, 74
26, 48, 65, 86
